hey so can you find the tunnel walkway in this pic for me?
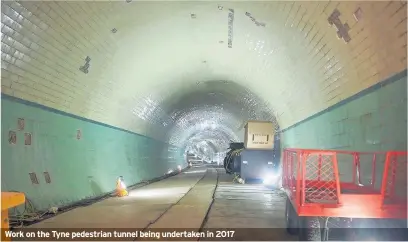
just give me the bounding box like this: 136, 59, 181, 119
27, 166, 296, 240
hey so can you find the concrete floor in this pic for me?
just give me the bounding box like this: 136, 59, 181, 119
28, 166, 296, 240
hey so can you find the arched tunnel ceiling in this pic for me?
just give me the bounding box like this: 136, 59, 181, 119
1, 1, 407, 155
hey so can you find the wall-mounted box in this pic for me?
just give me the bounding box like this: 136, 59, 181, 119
244, 120, 275, 150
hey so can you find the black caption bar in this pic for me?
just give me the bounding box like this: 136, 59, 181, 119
3, 228, 408, 241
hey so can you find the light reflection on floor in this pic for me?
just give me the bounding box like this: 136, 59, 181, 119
129, 187, 189, 198
183, 169, 207, 174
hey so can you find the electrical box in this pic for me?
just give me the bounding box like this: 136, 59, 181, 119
240, 149, 276, 180
244, 121, 275, 150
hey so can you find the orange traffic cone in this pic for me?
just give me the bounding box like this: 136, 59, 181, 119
116, 176, 128, 197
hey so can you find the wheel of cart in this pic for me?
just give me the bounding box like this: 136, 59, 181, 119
282, 149, 407, 241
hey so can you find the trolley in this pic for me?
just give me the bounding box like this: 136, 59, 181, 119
282, 148, 407, 241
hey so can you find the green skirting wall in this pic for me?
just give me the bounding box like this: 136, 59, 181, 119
281, 70, 407, 185
281, 70, 407, 151
1, 97, 185, 211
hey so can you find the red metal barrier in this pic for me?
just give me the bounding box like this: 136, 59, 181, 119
282, 148, 407, 219
380, 151, 407, 207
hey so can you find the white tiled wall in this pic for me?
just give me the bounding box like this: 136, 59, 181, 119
1, 1, 407, 144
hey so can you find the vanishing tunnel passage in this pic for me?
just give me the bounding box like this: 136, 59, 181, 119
1, 0, 407, 238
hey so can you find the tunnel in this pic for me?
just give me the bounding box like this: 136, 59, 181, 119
1, 0, 407, 240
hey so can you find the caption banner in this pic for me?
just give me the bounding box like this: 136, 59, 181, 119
4, 228, 407, 241
3, 229, 237, 241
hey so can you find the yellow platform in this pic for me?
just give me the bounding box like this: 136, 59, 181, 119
2, 192, 26, 241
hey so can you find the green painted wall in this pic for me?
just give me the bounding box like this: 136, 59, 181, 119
281, 71, 407, 151
281, 70, 407, 186
1, 97, 185, 211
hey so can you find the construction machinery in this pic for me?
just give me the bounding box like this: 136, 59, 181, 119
223, 121, 280, 185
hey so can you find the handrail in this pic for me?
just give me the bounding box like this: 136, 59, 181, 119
283, 148, 394, 155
